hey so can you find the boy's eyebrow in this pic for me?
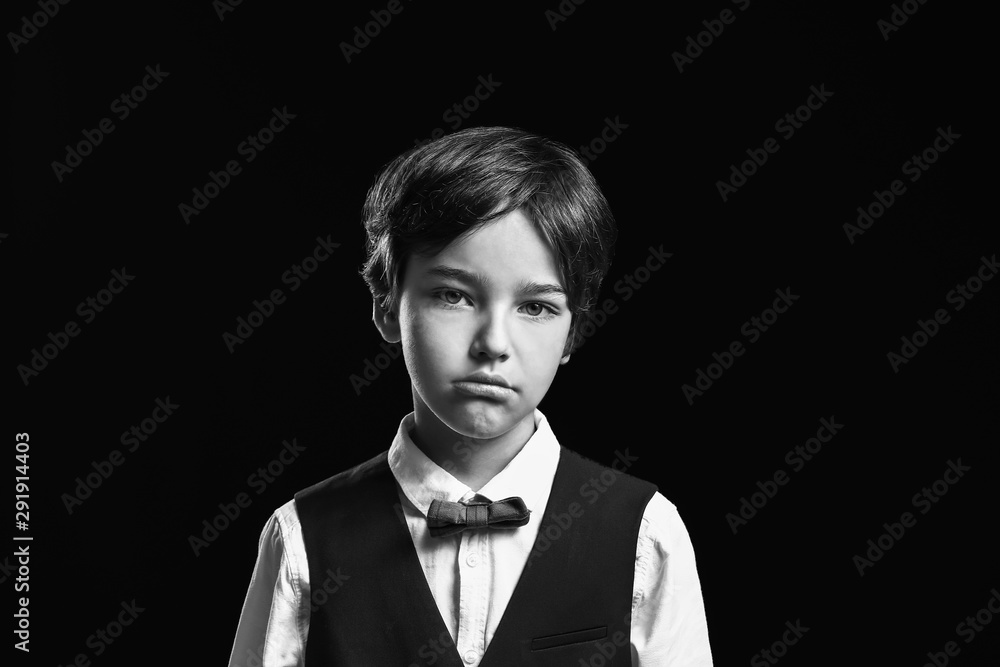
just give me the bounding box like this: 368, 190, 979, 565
426, 265, 491, 286
514, 280, 567, 298
426, 265, 566, 298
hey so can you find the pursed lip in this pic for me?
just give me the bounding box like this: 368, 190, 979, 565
456, 372, 515, 390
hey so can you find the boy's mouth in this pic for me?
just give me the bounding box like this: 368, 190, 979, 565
459, 372, 513, 388
454, 372, 515, 399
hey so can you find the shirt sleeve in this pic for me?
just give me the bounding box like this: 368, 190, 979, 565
631, 492, 713, 667
228, 500, 310, 667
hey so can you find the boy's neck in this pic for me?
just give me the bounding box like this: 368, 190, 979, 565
409, 403, 536, 492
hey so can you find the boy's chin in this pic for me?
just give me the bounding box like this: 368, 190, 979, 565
438, 403, 532, 442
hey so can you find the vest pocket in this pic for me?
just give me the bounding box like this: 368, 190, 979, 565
530, 625, 608, 650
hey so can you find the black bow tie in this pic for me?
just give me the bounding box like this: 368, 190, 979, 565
426, 496, 530, 538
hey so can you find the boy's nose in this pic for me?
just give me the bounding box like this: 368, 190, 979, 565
470, 311, 511, 361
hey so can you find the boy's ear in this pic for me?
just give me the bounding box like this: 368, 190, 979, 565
373, 301, 401, 343
560, 327, 574, 364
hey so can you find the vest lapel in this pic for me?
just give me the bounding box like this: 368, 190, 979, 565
370, 459, 466, 666
478, 447, 648, 666
298, 453, 466, 666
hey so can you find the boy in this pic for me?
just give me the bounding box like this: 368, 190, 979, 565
228, 126, 713, 666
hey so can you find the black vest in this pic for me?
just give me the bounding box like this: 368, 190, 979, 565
294, 446, 657, 666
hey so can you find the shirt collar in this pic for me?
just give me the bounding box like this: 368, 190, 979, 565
387, 410, 560, 518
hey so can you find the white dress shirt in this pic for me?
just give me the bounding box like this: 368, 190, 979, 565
228, 410, 713, 666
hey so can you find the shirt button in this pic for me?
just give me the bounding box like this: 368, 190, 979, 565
466, 552, 480, 567
463, 649, 478, 664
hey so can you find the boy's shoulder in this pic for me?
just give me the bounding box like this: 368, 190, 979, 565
558, 445, 655, 489
294, 450, 391, 503
557, 449, 692, 554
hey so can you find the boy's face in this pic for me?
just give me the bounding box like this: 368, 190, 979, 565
377, 209, 572, 443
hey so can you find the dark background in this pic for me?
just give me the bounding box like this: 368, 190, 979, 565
6, 0, 996, 665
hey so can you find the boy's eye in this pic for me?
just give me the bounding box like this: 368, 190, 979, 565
523, 303, 545, 317
439, 289, 465, 305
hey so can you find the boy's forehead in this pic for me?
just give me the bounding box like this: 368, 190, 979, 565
408, 212, 564, 288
